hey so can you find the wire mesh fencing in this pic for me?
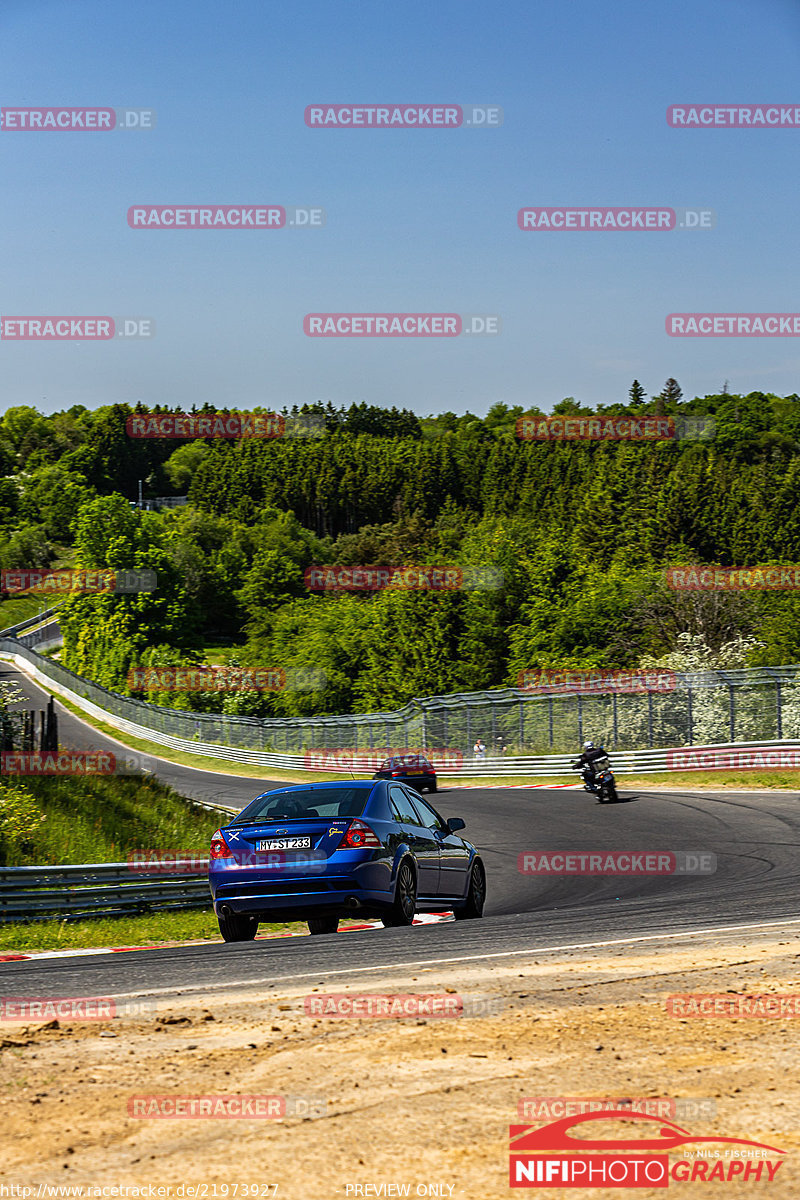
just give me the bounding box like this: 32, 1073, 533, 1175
3, 636, 800, 761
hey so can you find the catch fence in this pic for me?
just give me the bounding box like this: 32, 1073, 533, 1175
3, 636, 800, 765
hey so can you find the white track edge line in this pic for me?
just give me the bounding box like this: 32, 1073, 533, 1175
94, 916, 800, 1002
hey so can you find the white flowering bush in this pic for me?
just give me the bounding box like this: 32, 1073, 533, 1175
636, 634, 775, 746
581, 634, 785, 749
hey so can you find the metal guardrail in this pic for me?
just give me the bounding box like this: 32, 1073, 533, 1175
13, 621, 62, 652
5, 633, 800, 761
0, 862, 213, 923
2, 740, 796, 923
295, 740, 800, 777
3, 640, 800, 776
0, 605, 63, 639
137, 739, 795, 777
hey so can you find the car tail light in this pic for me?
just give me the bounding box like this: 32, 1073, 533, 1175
210, 829, 232, 859
337, 819, 381, 849
390, 770, 404, 777
423, 765, 434, 774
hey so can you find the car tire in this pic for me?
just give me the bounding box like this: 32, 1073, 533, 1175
218, 911, 258, 942
381, 859, 417, 927
307, 916, 340, 935
428, 783, 438, 793
454, 859, 486, 920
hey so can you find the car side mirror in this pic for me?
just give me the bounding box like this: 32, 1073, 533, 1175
446, 817, 466, 833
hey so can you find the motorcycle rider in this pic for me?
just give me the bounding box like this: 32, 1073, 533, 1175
574, 740, 608, 791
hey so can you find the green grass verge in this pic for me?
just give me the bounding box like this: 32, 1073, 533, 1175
0, 909, 304, 953
615, 769, 800, 791
2, 773, 222, 866
49, 689, 335, 782
202, 643, 247, 665
0, 596, 48, 631
450, 770, 800, 791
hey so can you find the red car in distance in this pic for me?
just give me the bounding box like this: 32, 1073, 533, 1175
373, 753, 438, 793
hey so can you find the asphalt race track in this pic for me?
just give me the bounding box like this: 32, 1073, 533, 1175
2, 661, 800, 1000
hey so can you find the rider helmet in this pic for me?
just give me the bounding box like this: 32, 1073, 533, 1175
583, 740, 594, 750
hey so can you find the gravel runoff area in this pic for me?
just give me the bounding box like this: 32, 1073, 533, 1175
1, 924, 799, 1197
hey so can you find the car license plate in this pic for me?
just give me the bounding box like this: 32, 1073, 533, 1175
256, 837, 312, 850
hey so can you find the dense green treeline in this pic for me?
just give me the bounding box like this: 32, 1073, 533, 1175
2, 388, 800, 716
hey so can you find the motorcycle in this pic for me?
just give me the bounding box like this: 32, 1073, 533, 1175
571, 754, 619, 803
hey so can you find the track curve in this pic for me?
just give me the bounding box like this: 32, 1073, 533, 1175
2, 661, 800, 999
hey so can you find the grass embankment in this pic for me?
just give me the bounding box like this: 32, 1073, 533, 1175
0, 774, 305, 951
3, 773, 221, 866
0, 596, 48, 631
0, 911, 307, 953
0, 910, 296, 953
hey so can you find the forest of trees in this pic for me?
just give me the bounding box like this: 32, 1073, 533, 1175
2, 386, 800, 717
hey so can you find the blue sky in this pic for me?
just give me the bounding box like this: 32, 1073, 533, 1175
1, 0, 799, 417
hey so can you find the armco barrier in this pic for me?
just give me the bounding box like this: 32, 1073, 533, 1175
0, 604, 64, 639
0, 862, 212, 923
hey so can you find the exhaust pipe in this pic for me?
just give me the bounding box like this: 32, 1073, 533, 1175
344, 896, 362, 910
219, 904, 233, 918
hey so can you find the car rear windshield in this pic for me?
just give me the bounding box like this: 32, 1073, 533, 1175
380, 755, 427, 770
232, 787, 370, 824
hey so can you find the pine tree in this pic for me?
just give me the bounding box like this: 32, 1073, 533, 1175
628, 379, 646, 408
656, 378, 683, 408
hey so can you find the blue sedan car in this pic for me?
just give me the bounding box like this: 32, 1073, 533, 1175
208, 779, 486, 940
